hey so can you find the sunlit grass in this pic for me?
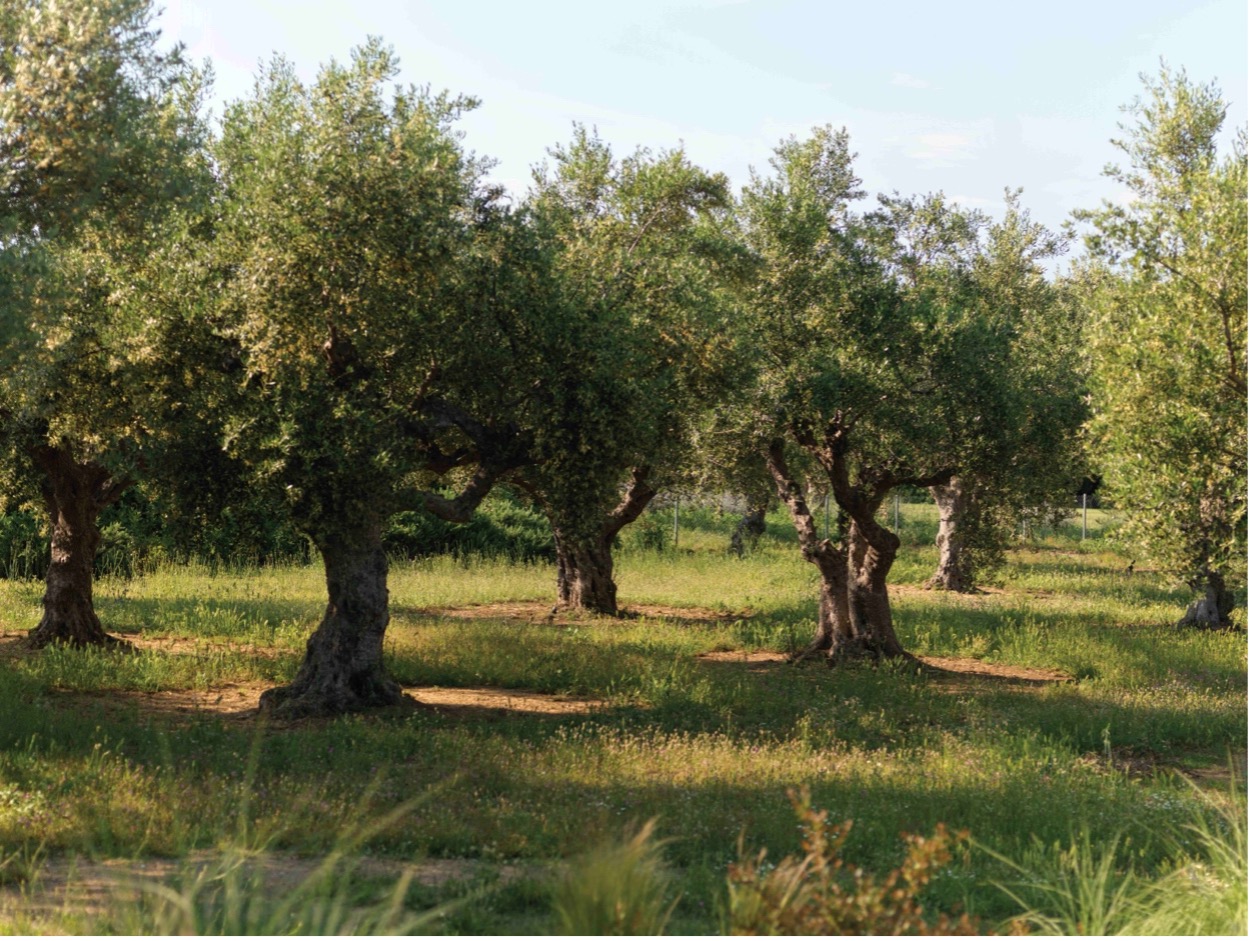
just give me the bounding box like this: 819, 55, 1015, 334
0, 502, 1244, 932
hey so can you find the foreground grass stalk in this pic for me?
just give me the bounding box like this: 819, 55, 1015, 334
552, 819, 677, 935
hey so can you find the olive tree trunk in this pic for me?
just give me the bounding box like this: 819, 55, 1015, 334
259, 515, 405, 718
26, 445, 130, 649
924, 476, 977, 593
554, 529, 618, 614
1176, 569, 1236, 629
729, 499, 768, 557
550, 467, 657, 617
765, 442, 861, 659
846, 517, 908, 657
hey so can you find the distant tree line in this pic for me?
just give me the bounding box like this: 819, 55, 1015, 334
0, 0, 1243, 715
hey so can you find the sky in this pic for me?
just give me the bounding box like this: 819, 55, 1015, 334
159, 0, 1248, 255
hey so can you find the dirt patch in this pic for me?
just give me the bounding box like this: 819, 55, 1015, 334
51, 681, 606, 723
411, 600, 743, 627
1074, 747, 1248, 788
0, 632, 29, 660
697, 650, 787, 664
918, 656, 1071, 685
411, 686, 607, 715
0, 850, 543, 928
66, 682, 275, 722
695, 649, 1071, 686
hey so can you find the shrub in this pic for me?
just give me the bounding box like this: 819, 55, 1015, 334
385, 492, 554, 563
725, 788, 978, 935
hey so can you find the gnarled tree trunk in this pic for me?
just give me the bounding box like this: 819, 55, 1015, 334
27, 445, 130, 649
846, 517, 907, 657
551, 467, 657, 617
1177, 569, 1236, 629
554, 529, 618, 614
809, 539, 854, 656
924, 476, 977, 593
765, 441, 861, 660
259, 514, 405, 718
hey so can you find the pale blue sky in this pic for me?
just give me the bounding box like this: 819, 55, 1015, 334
160, 0, 1247, 251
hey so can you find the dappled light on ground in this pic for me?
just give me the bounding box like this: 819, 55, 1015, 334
409, 599, 744, 626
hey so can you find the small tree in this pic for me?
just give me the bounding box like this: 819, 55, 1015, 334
518, 128, 738, 614
1076, 65, 1247, 628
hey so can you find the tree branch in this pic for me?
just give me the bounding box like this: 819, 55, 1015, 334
604, 465, 657, 540
765, 438, 831, 563
416, 462, 500, 524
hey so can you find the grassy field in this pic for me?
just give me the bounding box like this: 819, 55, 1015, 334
0, 504, 1245, 933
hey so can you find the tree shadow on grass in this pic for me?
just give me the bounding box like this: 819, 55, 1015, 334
391, 600, 747, 629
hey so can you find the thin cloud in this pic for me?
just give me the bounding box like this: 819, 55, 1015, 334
891, 72, 929, 89
908, 132, 980, 162
949, 193, 999, 210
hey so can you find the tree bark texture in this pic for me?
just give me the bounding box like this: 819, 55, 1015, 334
554, 529, 618, 614
924, 476, 977, 593
552, 467, 657, 616
259, 516, 405, 718
765, 442, 860, 659
1176, 569, 1237, 629
772, 431, 933, 660
845, 517, 907, 657
26, 445, 130, 649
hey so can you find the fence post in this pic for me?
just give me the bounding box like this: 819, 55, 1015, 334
673, 497, 680, 550
1082, 493, 1087, 541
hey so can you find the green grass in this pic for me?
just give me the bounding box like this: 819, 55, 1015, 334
0, 504, 1244, 933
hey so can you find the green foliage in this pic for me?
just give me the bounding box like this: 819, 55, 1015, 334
1077, 65, 1247, 605
0, 0, 210, 448
520, 127, 740, 543
384, 493, 554, 563
726, 788, 977, 935
1130, 783, 1247, 936
552, 819, 677, 935
212, 40, 519, 546
989, 830, 1144, 935
737, 128, 1083, 529
0, 509, 45, 578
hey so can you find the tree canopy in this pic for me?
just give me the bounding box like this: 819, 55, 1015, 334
516, 127, 740, 613
0, 0, 210, 646
1077, 64, 1247, 627
210, 41, 535, 715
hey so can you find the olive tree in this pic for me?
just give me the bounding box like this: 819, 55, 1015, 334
211, 43, 533, 716
0, 0, 209, 647
738, 127, 1043, 659
923, 195, 1087, 593
1077, 66, 1247, 628
517, 128, 738, 615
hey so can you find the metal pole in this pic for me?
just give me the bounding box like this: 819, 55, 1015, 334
1082, 493, 1087, 541
673, 497, 680, 550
